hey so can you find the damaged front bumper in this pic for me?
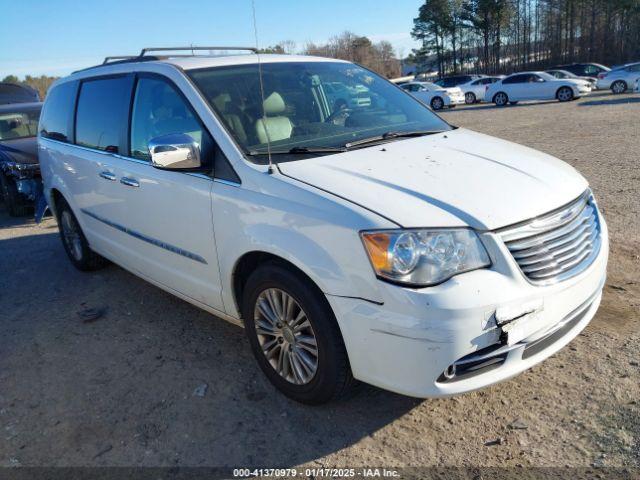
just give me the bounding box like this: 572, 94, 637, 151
326, 219, 609, 398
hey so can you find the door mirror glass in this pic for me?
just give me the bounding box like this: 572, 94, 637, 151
148, 133, 201, 170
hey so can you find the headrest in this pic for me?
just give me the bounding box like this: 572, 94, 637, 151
212, 93, 231, 112
263, 92, 286, 115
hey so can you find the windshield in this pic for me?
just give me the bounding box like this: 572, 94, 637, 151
0, 106, 40, 140
188, 61, 451, 163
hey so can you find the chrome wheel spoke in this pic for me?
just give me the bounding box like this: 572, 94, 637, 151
254, 288, 319, 385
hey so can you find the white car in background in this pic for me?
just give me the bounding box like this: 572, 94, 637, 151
400, 81, 465, 110
597, 62, 640, 93
486, 71, 591, 106
459, 76, 504, 104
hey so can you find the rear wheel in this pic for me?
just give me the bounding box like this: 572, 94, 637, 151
493, 92, 509, 106
0, 173, 31, 217
465, 92, 476, 104
56, 198, 108, 271
611, 80, 627, 94
430, 96, 445, 110
557, 86, 574, 102
242, 262, 356, 404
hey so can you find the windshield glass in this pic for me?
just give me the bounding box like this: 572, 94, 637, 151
188, 61, 451, 163
0, 107, 40, 140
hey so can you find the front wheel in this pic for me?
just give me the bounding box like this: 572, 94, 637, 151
242, 263, 356, 404
611, 80, 627, 94
465, 92, 476, 104
557, 86, 574, 102
430, 96, 445, 110
493, 92, 509, 106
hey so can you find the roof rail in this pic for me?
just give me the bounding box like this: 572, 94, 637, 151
103, 56, 137, 64
138, 46, 258, 57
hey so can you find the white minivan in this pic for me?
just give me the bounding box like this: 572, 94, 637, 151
39, 49, 608, 404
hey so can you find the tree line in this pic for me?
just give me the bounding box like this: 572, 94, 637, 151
262, 33, 403, 78
411, 0, 640, 76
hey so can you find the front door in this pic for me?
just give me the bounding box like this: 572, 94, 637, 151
106, 74, 224, 310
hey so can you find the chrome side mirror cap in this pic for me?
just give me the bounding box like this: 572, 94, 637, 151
148, 133, 201, 170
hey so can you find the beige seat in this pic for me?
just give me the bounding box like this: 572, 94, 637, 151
255, 92, 293, 144
212, 93, 248, 144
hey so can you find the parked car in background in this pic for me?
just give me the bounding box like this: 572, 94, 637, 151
400, 81, 465, 110
323, 82, 372, 110
597, 62, 640, 93
546, 69, 597, 89
0, 83, 41, 105
550, 63, 610, 82
459, 76, 504, 104
486, 72, 591, 106
0, 102, 42, 216
434, 75, 484, 89
39, 50, 608, 405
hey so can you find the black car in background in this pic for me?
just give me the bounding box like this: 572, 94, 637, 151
0, 82, 40, 105
550, 63, 610, 82
0, 102, 42, 216
434, 75, 484, 88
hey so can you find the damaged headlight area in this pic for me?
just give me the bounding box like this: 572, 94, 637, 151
361, 229, 491, 287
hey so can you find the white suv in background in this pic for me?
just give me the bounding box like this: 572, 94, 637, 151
39, 49, 608, 404
597, 62, 640, 93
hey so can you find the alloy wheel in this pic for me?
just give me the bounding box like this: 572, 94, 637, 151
494, 93, 508, 106
253, 288, 319, 385
465, 92, 476, 104
61, 210, 83, 261
431, 97, 444, 110
612, 81, 626, 94
558, 87, 573, 102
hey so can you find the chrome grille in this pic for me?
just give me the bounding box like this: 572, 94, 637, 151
500, 191, 601, 285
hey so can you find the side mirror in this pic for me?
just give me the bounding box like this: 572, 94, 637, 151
148, 133, 201, 170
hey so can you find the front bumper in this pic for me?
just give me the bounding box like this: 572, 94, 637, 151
327, 217, 609, 398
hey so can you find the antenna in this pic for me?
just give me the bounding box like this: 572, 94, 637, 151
251, 0, 274, 174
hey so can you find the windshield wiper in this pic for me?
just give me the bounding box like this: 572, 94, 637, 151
247, 146, 347, 156
344, 130, 446, 149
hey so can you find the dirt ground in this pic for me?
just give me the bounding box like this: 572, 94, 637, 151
0, 90, 638, 471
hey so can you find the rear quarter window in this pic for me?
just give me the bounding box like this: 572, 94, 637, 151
39, 81, 77, 142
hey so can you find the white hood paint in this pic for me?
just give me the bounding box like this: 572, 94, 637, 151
279, 129, 588, 230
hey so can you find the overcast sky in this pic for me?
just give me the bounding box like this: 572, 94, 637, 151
1, 0, 421, 78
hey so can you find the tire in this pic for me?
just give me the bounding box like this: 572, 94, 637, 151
56, 197, 108, 271
430, 96, 445, 110
0, 173, 31, 217
557, 86, 574, 102
611, 80, 627, 94
465, 92, 476, 104
493, 92, 509, 106
242, 262, 356, 404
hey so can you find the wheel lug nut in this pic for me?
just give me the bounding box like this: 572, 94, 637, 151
277, 337, 283, 344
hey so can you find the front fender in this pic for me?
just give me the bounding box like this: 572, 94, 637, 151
212, 175, 392, 318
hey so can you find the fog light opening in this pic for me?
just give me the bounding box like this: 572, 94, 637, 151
443, 364, 456, 380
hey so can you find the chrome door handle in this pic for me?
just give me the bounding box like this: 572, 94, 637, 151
120, 177, 140, 188
99, 171, 116, 181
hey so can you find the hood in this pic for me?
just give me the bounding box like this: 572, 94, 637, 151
0, 137, 39, 164
278, 129, 588, 230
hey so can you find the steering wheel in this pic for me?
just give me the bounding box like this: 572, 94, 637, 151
325, 107, 353, 125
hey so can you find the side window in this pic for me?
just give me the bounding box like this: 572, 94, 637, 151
130, 77, 207, 161
503, 75, 522, 85
39, 81, 76, 142
75, 77, 131, 152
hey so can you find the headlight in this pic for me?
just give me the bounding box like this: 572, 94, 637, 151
361, 229, 491, 287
